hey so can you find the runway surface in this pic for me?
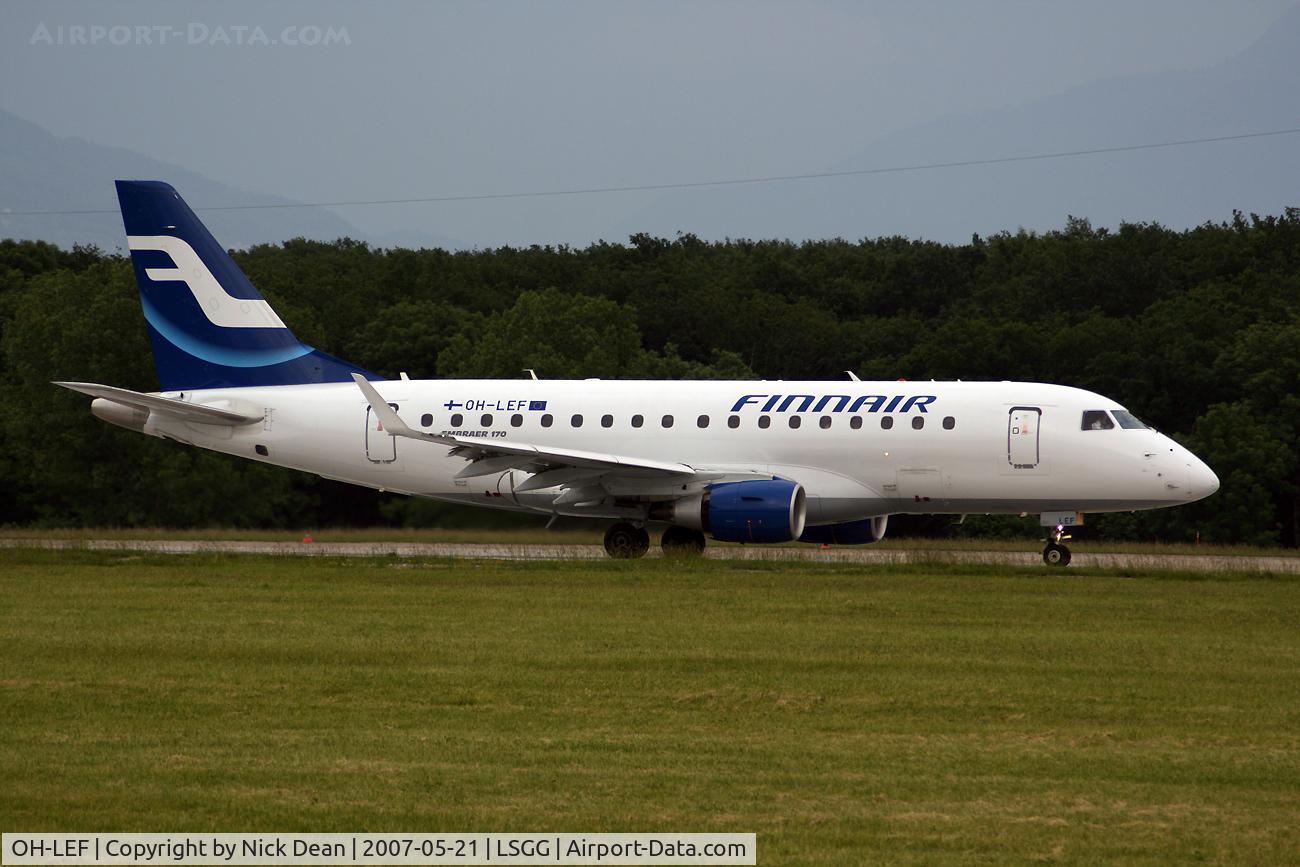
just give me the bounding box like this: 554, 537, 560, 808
4, 538, 1298, 572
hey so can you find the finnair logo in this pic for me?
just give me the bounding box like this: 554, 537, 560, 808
127, 235, 286, 329
731, 394, 937, 413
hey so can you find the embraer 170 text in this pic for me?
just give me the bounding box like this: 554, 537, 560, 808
58, 181, 1220, 563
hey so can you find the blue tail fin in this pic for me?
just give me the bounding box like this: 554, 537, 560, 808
115, 180, 379, 391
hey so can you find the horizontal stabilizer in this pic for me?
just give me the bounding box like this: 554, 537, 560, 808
54, 381, 263, 426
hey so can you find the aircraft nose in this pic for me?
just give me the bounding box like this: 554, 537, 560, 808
1186, 456, 1220, 502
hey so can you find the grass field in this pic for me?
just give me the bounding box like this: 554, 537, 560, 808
2, 550, 1298, 864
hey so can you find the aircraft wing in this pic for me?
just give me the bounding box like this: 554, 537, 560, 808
352, 374, 696, 480
54, 381, 264, 426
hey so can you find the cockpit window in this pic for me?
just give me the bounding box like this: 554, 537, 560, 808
1112, 410, 1148, 429
1081, 410, 1114, 430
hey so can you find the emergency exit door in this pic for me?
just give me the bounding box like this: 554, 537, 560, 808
365, 403, 398, 463
1007, 406, 1041, 469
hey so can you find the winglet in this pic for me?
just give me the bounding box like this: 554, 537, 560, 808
351, 373, 418, 438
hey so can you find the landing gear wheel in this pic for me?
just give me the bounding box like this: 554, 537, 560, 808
604, 522, 650, 559
1042, 542, 1071, 566
661, 525, 707, 556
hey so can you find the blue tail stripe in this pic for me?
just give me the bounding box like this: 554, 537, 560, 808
139, 294, 315, 368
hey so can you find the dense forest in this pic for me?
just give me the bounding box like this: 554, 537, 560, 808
1, 211, 1297, 545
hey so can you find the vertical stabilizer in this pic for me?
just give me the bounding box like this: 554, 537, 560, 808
115, 180, 377, 390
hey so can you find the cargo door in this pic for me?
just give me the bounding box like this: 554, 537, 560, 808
896, 467, 944, 508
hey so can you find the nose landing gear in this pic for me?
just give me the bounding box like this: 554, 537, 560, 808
1042, 524, 1072, 566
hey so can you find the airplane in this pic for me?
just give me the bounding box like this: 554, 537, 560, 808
56, 181, 1220, 564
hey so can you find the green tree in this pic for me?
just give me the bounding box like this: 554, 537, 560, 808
346, 300, 484, 380
0, 264, 310, 526
1175, 403, 1294, 546
1211, 321, 1300, 544
437, 287, 644, 379
2, 208, 1298, 543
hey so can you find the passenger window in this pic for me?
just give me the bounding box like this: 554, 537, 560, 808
819, 416, 832, 429
758, 415, 771, 429
631, 414, 644, 428
697, 415, 709, 429
1112, 410, 1148, 429
662, 415, 674, 428
571, 414, 583, 427
943, 416, 955, 430
481, 413, 493, 426
1081, 410, 1115, 431
789, 416, 801, 429
510, 414, 522, 427
420, 413, 433, 427
912, 416, 924, 430
450, 413, 463, 427
727, 415, 740, 429
601, 414, 613, 428
850, 416, 863, 430
881, 416, 893, 430
541, 414, 553, 428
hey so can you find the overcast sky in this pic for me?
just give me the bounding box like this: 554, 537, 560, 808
1, 0, 1295, 246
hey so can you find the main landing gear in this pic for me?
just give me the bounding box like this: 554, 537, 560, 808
1042, 524, 1072, 566
661, 525, 706, 556
603, 522, 650, 559
601, 523, 707, 559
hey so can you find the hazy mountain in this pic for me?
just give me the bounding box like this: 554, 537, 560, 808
619, 5, 1300, 242
6, 4, 1296, 252
0, 109, 366, 251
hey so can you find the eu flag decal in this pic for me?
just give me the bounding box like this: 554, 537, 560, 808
528, 400, 548, 411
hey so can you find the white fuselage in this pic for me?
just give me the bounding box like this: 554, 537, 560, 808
127, 379, 1219, 524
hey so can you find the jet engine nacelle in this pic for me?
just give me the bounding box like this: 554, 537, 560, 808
661, 479, 807, 543
798, 514, 889, 545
